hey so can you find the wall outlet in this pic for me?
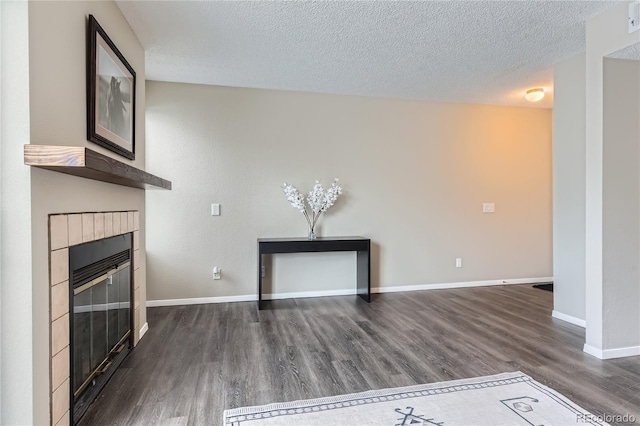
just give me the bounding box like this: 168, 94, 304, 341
213, 266, 221, 280
456, 258, 462, 268
482, 203, 495, 213
211, 203, 221, 216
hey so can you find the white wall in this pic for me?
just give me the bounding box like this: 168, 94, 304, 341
585, 0, 640, 356
602, 57, 640, 350
1, 1, 34, 424
146, 81, 552, 303
553, 52, 586, 324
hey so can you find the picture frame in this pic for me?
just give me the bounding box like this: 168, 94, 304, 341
87, 14, 136, 160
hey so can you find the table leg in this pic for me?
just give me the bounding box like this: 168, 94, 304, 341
258, 251, 263, 310
356, 248, 370, 303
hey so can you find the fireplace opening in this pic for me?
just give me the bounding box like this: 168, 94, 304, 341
69, 233, 132, 424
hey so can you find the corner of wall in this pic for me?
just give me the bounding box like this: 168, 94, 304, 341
584, 0, 640, 353
1, 0, 35, 424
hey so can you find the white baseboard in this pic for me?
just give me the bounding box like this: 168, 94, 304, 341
139, 322, 149, 339
584, 343, 640, 359
146, 277, 553, 307
372, 277, 553, 294
264, 288, 356, 300
552, 310, 586, 328
147, 294, 257, 307
146, 290, 356, 307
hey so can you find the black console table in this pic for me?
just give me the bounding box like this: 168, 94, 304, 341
257, 237, 371, 310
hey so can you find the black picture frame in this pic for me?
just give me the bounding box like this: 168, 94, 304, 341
87, 15, 136, 160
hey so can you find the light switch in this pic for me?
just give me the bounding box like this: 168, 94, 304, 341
211, 203, 221, 216
482, 203, 495, 213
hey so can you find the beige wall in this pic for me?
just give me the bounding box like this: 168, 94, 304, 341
602, 58, 640, 350
585, 0, 640, 354
28, 1, 147, 424
146, 81, 552, 302
553, 52, 586, 322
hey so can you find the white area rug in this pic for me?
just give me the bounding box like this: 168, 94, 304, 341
223, 372, 608, 425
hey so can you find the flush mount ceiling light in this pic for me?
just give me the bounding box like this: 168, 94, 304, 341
525, 88, 545, 102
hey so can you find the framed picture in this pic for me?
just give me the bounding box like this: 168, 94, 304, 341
87, 15, 136, 160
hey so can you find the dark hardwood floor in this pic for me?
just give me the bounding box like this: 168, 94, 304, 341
79, 285, 640, 425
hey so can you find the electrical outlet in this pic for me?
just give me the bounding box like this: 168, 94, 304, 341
482, 203, 495, 213
456, 258, 462, 268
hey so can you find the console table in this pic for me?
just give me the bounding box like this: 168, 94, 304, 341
257, 237, 371, 310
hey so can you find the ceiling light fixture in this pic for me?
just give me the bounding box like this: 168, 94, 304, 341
525, 88, 545, 102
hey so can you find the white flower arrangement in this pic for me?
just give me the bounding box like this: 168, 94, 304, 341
282, 178, 343, 239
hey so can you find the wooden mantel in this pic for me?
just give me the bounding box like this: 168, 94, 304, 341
24, 145, 172, 190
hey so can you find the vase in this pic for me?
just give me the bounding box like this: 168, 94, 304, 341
308, 227, 317, 241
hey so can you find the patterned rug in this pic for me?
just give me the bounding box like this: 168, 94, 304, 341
223, 372, 608, 425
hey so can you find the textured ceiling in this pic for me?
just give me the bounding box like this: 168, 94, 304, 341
608, 42, 640, 60
117, 1, 617, 108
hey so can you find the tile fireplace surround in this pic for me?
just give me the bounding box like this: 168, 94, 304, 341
48, 211, 142, 426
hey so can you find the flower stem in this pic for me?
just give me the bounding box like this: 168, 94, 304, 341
312, 211, 323, 229
302, 210, 312, 229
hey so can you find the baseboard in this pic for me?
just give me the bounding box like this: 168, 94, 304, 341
139, 322, 149, 339
263, 288, 356, 300
584, 343, 640, 359
552, 310, 586, 328
146, 277, 553, 307
147, 294, 257, 307
146, 290, 357, 307
372, 277, 553, 294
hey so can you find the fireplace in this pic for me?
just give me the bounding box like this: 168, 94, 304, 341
69, 234, 132, 423
48, 211, 143, 426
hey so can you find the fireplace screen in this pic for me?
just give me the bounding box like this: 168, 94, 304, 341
69, 233, 132, 423
73, 261, 130, 395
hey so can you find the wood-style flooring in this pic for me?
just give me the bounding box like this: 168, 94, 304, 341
79, 285, 640, 425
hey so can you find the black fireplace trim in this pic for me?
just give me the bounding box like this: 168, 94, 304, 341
69, 233, 134, 425
72, 251, 131, 291
70, 234, 131, 287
